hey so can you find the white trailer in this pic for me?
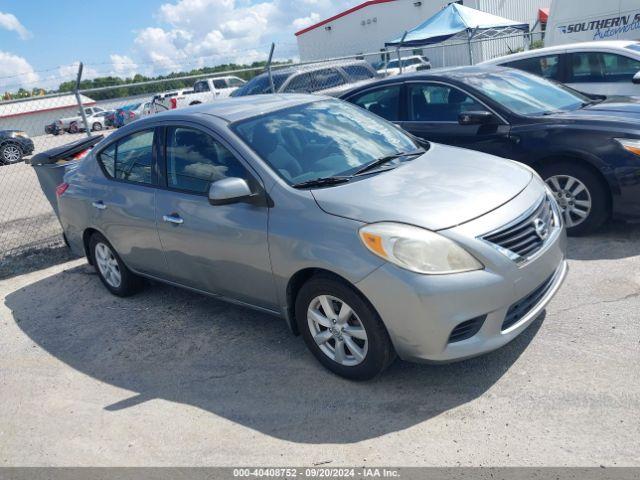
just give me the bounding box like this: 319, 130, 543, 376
544, 0, 640, 47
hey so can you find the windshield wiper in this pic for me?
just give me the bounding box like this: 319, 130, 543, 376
353, 149, 425, 176
291, 176, 351, 189
581, 98, 605, 107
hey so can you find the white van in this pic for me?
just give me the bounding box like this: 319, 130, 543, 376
544, 1, 640, 47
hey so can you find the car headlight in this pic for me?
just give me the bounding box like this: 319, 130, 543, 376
14, 131, 28, 138
359, 222, 483, 275
615, 138, 640, 156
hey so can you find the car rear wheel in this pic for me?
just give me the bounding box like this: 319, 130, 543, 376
0, 143, 23, 164
296, 274, 395, 380
540, 162, 608, 236
92, 122, 103, 131
69, 122, 79, 134
89, 233, 143, 297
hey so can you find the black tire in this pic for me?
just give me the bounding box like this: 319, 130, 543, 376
69, 122, 79, 134
539, 162, 609, 236
89, 232, 143, 297
0, 142, 23, 164
295, 274, 396, 380
92, 122, 102, 131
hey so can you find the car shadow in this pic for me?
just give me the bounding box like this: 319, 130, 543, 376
5, 263, 543, 444
566, 220, 640, 261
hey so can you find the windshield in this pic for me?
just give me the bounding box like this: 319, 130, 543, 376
464, 69, 591, 115
231, 72, 288, 96
233, 99, 421, 184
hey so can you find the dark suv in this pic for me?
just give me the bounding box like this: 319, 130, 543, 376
231, 60, 378, 97
0, 130, 34, 165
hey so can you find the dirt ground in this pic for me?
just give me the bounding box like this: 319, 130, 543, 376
0, 221, 638, 466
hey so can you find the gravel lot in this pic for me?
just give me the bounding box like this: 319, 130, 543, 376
0, 221, 638, 467
0, 131, 113, 274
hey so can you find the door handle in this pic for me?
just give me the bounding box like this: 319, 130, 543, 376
163, 214, 184, 225
92, 201, 107, 210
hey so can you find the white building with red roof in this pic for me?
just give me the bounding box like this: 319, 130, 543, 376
295, 0, 549, 64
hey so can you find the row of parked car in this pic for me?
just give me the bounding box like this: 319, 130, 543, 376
29, 40, 640, 380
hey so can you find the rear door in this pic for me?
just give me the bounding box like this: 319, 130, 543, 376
398, 81, 514, 157
92, 127, 167, 277
154, 123, 276, 309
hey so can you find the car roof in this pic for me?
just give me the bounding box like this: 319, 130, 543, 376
482, 40, 640, 64
338, 65, 513, 96
146, 93, 327, 124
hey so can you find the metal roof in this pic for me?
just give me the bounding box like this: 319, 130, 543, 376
0, 93, 95, 119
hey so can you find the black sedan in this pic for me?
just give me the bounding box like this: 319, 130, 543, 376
0, 130, 34, 165
340, 66, 640, 235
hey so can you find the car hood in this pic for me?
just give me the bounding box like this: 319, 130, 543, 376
311, 143, 532, 231
548, 96, 640, 122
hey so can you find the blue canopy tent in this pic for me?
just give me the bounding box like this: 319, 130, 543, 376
385, 3, 530, 66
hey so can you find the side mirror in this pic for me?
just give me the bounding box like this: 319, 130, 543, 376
458, 110, 498, 126
208, 177, 254, 205
632, 71, 640, 84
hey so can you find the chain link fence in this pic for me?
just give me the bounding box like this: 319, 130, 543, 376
0, 31, 540, 277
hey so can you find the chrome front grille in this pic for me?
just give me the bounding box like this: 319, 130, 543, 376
482, 196, 559, 264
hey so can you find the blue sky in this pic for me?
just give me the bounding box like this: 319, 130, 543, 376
0, 0, 353, 92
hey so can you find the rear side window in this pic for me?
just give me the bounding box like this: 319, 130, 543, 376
503, 54, 561, 81
194, 81, 210, 92
98, 130, 154, 185
342, 65, 375, 81
311, 68, 346, 90
227, 77, 245, 87
165, 127, 248, 194
570, 52, 640, 82
212, 79, 227, 89
284, 73, 314, 93
349, 86, 401, 121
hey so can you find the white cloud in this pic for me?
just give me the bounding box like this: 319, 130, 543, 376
57, 61, 99, 82
0, 51, 38, 91
127, 0, 354, 74
0, 11, 31, 40
292, 12, 320, 30
110, 54, 139, 78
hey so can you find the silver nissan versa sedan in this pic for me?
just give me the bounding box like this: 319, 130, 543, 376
55, 94, 567, 380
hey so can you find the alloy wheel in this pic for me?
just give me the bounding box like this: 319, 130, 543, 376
94, 242, 122, 288
307, 294, 368, 367
2, 144, 21, 163
545, 174, 592, 228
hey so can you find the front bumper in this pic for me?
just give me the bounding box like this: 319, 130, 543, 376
356, 181, 568, 363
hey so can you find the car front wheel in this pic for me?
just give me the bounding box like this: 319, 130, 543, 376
0, 143, 23, 164
296, 275, 395, 380
540, 162, 608, 236
92, 122, 103, 131
89, 233, 143, 296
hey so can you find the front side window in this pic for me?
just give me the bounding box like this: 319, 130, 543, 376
166, 127, 247, 194
570, 52, 640, 82
503, 54, 561, 80
233, 100, 419, 184
408, 83, 483, 122
349, 86, 401, 121
98, 130, 154, 184
463, 69, 589, 116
